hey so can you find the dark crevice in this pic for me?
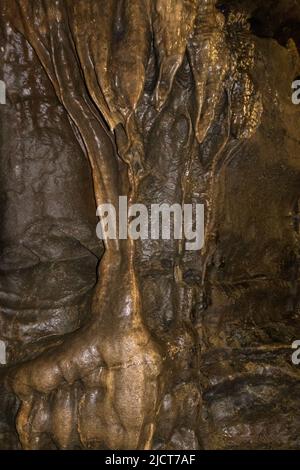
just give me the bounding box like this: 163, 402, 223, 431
217, 0, 300, 52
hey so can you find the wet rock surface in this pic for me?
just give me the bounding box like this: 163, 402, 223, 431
0, 0, 300, 450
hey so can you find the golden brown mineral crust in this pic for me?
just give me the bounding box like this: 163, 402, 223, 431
0, 0, 300, 450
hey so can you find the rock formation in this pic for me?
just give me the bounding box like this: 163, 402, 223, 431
0, 0, 300, 450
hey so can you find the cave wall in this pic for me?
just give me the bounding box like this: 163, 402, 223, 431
0, 0, 300, 450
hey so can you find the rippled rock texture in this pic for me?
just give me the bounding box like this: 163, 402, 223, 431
0, 0, 300, 450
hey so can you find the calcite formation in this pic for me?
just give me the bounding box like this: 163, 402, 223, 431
0, 0, 300, 450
